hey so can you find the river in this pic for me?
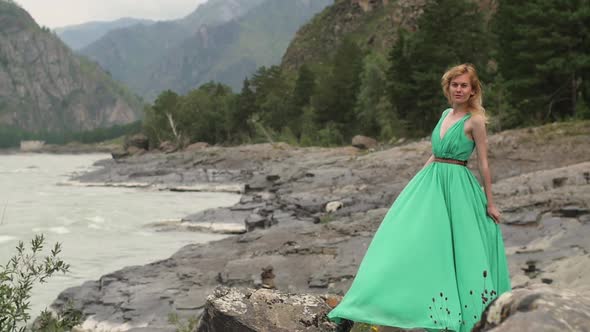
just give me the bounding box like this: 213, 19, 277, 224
0, 153, 240, 318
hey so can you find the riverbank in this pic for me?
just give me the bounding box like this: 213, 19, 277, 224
0, 142, 120, 155
51, 121, 590, 331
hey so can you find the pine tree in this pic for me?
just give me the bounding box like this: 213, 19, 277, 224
313, 37, 364, 139
355, 53, 388, 137
387, 30, 414, 122
387, 0, 488, 136
250, 66, 292, 132
494, 0, 590, 123
293, 64, 316, 110
232, 78, 257, 140
288, 64, 316, 138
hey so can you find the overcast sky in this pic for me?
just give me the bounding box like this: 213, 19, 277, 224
16, 0, 208, 28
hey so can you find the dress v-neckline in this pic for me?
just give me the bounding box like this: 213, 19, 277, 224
438, 110, 469, 141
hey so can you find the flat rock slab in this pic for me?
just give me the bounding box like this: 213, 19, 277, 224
52, 128, 590, 331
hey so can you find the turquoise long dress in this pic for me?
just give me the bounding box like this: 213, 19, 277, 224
328, 109, 511, 331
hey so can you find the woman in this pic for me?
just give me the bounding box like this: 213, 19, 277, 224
328, 64, 511, 332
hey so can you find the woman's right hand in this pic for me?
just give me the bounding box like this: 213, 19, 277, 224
487, 204, 502, 223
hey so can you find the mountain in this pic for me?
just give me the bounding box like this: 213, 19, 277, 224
80, 0, 331, 100
55, 17, 154, 50
140, 0, 333, 99
0, 0, 143, 133
281, 0, 494, 71
80, 0, 266, 100
281, 0, 423, 71
179, 0, 266, 32
80, 21, 193, 99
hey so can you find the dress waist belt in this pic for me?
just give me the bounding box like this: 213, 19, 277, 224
434, 157, 467, 166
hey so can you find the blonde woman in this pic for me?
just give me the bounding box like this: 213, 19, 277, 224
329, 64, 511, 332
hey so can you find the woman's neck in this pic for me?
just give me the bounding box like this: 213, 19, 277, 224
452, 103, 470, 115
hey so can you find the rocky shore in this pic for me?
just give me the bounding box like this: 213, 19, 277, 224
52, 121, 590, 331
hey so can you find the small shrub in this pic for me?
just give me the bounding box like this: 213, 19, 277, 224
34, 302, 82, 332
319, 214, 334, 224
168, 313, 199, 332
0, 235, 70, 332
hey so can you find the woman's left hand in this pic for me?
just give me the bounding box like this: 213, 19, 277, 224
487, 204, 502, 223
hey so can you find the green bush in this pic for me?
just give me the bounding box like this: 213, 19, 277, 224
0, 235, 75, 332
34, 303, 82, 332
168, 313, 198, 332
575, 96, 590, 120
317, 122, 344, 146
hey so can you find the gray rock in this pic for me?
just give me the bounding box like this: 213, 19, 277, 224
351, 135, 377, 149
246, 174, 273, 191
186, 142, 209, 151
197, 287, 336, 332
257, 192, 276, 201
111, 148, 130, 160
325, 201, 343, 213
159, 141, 178, 153
245, 213, 270, 231
552, 176, 569, 188
272, 211, 296, 224
125, 134, 150, 151
504, 210, 542, 225
476, 284, 590, 331
230, 202, 267, 211
183, 208, 250, 234
236, 233, 263, 243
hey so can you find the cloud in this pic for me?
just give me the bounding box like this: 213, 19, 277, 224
15, 0, 208, 28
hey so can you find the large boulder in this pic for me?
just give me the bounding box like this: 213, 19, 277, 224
476, 284, 590, 331
159, 140, 178, 153
124, 133, 149, 151
186, 142, 210, 151
197, 287, 336, 332
325, 201, 343, 213
111, 133, 148, 159
110, 147, 129, 160
351, 135, 377, 150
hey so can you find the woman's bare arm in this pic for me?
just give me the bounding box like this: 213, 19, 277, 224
471, 115, 501, 223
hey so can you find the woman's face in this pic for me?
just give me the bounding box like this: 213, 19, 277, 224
449, 73, 474, 105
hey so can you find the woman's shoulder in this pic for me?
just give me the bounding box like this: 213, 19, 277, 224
467, 112, 486, 128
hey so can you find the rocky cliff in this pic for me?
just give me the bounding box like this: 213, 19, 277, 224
0, 0, 143, 133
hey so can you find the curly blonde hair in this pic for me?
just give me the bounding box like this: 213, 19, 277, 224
441, 63, 487, 122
